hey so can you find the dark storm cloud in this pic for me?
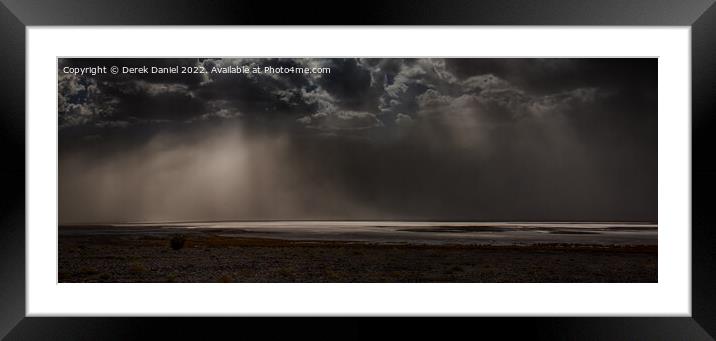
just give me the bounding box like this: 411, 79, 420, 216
443, 58, 656, 97
58, 58, 657, 223
314, 58, 378, 112
58, 58, 206, 130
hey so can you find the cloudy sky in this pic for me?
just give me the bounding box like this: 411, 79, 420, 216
58, 58, 656, 223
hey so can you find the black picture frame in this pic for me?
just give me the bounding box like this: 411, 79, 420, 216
1, 0, 715, 339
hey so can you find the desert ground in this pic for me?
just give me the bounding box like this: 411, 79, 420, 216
58, 223, 657, 283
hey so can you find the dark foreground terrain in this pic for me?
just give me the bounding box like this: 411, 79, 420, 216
59, 226, 657, 283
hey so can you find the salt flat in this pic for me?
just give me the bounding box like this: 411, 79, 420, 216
60, 221, 657, 246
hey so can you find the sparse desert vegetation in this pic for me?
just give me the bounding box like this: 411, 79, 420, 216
58, 226, 657, 283
170, 234, 186, 250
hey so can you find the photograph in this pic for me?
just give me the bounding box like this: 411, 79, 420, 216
57, 57, 657, 283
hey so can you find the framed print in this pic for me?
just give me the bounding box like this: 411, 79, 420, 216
1, 0, 715, 339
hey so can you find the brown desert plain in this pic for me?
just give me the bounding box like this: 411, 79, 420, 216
58, 221, 657, 283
